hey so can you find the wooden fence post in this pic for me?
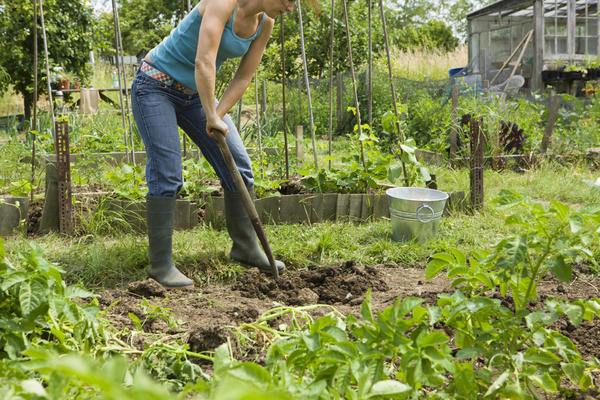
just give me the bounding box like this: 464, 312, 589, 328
541, 90, 561, 154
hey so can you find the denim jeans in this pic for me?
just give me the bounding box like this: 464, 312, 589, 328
131, 69, 254, 197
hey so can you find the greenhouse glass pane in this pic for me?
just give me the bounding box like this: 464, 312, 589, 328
557, 17, 568, 36
576, 18, 587, 36
588, 37, 597, 54
545, 18, 556, 35
558, 37, 568, 54
576, 37, 586, 54
588, 18, 597, 36
545, 37, 556, 55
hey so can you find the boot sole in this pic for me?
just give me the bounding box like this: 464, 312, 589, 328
149, 277, 195, 290
159, 283, 195, 290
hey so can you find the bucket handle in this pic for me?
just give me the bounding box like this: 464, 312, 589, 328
416, 204, 435, 223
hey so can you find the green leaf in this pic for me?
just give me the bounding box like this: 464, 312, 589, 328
302, 332, 321, 352
1, 271, 27, 291
455, 347, 485, 360
422, 347, 453, 371
418, 331, 448, 348
213, 343, 232, 376
228, 362, 271, 386
20, 379, 47, 396
368, 380, 412, 397
494, 190, 523, 207
425, 259, 448, 280
361, 291, 374, 324
19, 281, 34, 316
484, 371, 509, 397
548, 256, 572, 282
128, 313, 142, 330
523, 348, 560, 365
561, 362, 584, 385
564, 303, 585, 326
568, 213, 585, 233
65, 286, 96, 299
530, 372, 558, 392
387, 165, 404, 184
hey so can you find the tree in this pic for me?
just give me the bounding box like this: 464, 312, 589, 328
118, 0, 183, 55
439, 0, 494, 40
0, 0, 94, 122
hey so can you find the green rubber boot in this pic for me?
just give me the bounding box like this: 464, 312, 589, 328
224, 188, 285, 272
146, 196, 194, 288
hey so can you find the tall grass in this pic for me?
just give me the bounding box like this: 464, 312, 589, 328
381, 45, 468, 81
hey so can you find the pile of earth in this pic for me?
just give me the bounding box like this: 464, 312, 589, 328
97, 262, 600, 367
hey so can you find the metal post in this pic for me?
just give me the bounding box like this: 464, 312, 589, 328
55, 120, 73, 235
470, 117, 484, 211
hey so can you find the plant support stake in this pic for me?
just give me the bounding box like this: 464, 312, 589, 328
342, 0, 366, 171
296, 0, 318, 169
327, 0, 335, 170
254, 71, 264, 178
281, 14, 289, 179
31, 0, 38, 202
378, 0, 408, 185
39, 0, 55, 133
111, 0, 135, 165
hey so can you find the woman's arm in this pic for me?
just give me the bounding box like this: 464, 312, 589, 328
195, 0, 236, 138
216, 17, 274, 120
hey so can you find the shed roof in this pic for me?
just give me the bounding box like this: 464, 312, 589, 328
467, 0, 533, 19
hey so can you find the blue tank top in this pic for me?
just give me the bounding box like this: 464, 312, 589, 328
149, 4, 267, 91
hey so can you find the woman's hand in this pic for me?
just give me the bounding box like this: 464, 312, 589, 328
206, 117, 229, 140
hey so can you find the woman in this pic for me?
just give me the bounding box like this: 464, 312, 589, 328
132, 0, 301, 289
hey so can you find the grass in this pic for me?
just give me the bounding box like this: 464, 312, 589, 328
3, 159, 598, 289
384, 46, 468, 81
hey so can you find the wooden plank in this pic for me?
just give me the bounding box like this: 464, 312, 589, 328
255, 196, 280, 224
321, 193, 338, 221
174, 200, 191, 230
373, 193, 390, 219
204, 196, 225, 229
348, 194, 363, 220
336, 193, 350, 220
279, 194, 310, 224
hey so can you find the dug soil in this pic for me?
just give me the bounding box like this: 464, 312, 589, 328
98, 262, 600, 396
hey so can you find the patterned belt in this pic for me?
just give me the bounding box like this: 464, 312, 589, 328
140, 59, 196, 94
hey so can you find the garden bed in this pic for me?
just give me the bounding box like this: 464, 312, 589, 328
99, 261, 600, 380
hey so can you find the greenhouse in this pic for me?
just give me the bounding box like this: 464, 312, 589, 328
467, 0, 600, 92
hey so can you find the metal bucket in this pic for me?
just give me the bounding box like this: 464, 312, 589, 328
386, 187, 448, 242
